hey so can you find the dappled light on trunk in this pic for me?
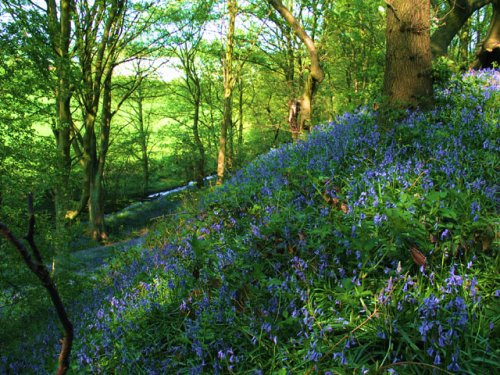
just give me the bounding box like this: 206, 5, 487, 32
384, 0, 433, 109
269, 0, 324, 140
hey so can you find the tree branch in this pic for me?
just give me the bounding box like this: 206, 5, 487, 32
0, 194, 73, 375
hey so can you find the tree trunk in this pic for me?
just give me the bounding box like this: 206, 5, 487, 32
459, 17, 471, 63
193, 96, 205, 187
217, 0, 237, 185
237, 76, 244, 165
228, 114, 234, 172
383, 0, 433, 108
288, 99, 300, 141
473, 0, 500, 68
88, 69, 113, 242
136, 88, 150, 196
431, 0, 492, 58
88, 171, 106, 241
73, 0, 129, 241
47, 0, 74, 229
268, 0, 324, 139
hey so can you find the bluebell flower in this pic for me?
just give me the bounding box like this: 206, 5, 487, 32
447, 352, 461, 372
434, 353, 442, 365
374, 213, 387, 226
441, 229, 450, 240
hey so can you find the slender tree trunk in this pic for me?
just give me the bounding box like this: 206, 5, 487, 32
383, 0, 433, 108
193, 96, 206, 187
88, 69, 113, 241
269, 0, 324, 139
136, 89, 150, 196
228, 116, 234, 171
237, 76, 244, 165
459, 17, 471, 63
217, 0, 237, 185
47, 0, 74, 229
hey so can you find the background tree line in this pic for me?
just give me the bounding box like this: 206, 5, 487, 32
0, 0, 497, 246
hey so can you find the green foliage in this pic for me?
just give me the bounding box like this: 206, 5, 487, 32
432, 56, 462, 87
1, 69, 491, 374
1, 1, 499, 373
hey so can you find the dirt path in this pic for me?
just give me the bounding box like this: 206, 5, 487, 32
68, 236, 147, 274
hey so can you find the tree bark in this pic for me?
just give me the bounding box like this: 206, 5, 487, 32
88, 68, 113, 241
459, 17, 471, 62
74, 0, 131, 241
136, 90, 150, 197
383, 0, 433, 108
237, 76, 244, 164
193, 95, 206, 187
46, 0, 74, 229
473, 0, 500, 68
268, 0, 324, 138
431, 0, 492, 58
217, 0, 237, 185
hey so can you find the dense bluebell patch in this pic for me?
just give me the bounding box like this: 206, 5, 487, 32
2, 69, 499, 374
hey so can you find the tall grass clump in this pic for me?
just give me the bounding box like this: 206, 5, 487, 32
2, 69, 499, 374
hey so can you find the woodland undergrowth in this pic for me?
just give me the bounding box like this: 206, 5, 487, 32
2, 69, 499, 374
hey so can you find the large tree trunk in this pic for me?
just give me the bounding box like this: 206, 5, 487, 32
217, 0, 237, 185
88, 170, 106, 241
383, 0, 433, 108
268, 0, 324, 139
473, 0, 500, 68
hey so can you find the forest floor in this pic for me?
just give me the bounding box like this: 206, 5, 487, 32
2, 69, 499, 374
70, 236, 147, 275
66, 180, 212, 274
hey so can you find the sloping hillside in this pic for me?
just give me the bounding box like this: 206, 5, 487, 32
4, 70, 499, 374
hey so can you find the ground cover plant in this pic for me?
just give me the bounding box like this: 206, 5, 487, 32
2, 69, 499, 374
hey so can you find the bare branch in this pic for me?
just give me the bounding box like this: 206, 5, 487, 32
0, 196, 73, 375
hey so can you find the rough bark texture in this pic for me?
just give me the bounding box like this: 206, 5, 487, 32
0, 195, 73, 375
473, 0, 500, 68
384, 0, 433, 108
268, 0, 324, 138
431, 0, 492, 58
217, 0, 237, 185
